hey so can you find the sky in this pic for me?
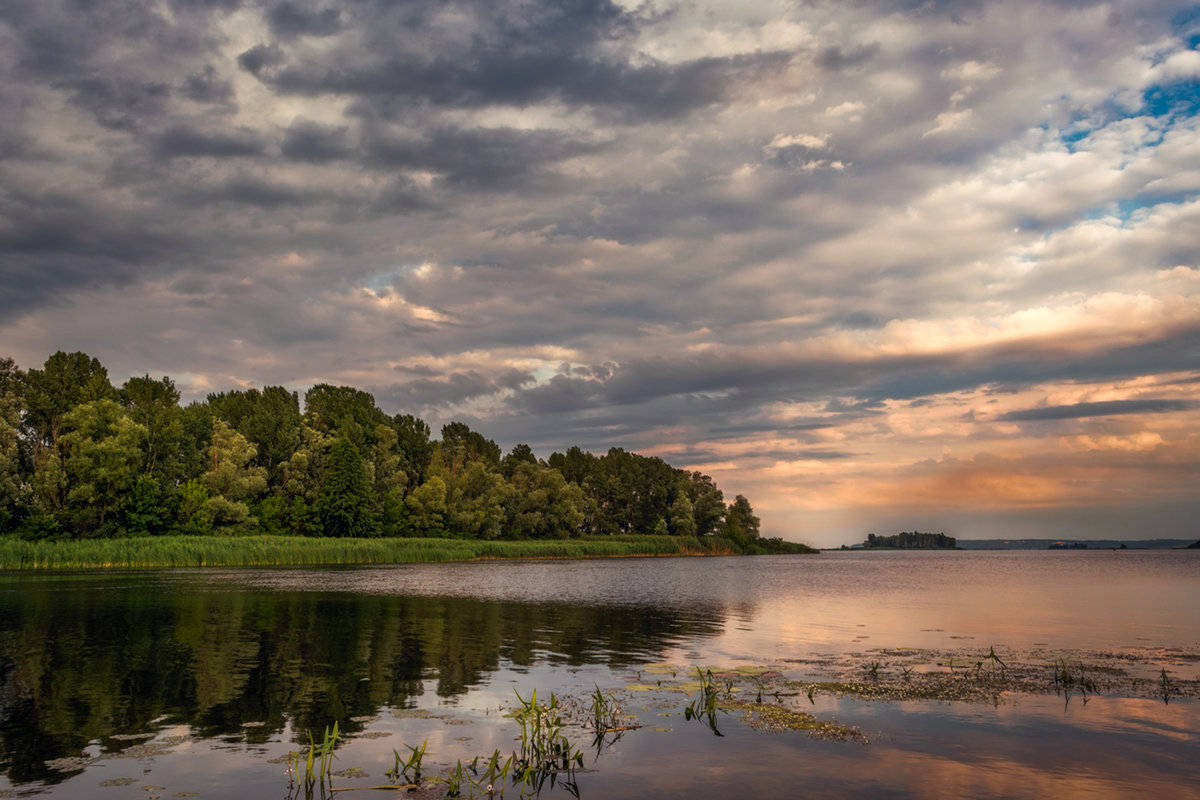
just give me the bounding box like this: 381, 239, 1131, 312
2, 0, 1200, 548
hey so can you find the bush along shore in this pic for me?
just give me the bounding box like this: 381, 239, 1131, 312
0, 351, 809, 556
0, 533, 814, 570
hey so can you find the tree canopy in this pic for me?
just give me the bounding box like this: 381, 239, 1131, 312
0, 351, 768, 547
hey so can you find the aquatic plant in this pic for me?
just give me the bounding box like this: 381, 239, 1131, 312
445, 759, 470, 797
1160, 668, 1176, 705
511, 688, 585, 796
588, 683, 623, 740
385, 738, 427, 784
683, 667, 723, 736
304, 722, 340, 790
0, 533, 772, 569
984, 646, 1007, 674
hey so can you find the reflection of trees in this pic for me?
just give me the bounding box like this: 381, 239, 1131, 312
0, 577, 727, 786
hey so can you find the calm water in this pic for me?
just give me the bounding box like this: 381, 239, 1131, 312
1, 550, 1197, 799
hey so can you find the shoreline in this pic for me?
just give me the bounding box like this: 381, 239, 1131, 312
0, 533, 817, 570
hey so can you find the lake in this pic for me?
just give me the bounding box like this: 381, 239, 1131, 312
1, 550, 1197, 799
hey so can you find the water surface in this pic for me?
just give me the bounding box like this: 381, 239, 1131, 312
1, 550, 1196, 798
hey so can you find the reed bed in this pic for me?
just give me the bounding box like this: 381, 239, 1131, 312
0, 534, 744, 570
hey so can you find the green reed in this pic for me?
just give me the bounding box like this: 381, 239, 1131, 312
683, 667, 723, 736
385, 738, 427, 784
0, 533, 756, 569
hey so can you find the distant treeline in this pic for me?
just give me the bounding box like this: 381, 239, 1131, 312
864, 531, 957, 549
0, 352, 800, 553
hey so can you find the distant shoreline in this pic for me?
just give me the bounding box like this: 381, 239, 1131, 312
831, 538, 1197, 551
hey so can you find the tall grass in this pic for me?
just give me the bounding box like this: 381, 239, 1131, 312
0, 533, 781, 570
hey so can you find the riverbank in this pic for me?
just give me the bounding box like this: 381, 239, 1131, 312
0, 533, 816, 569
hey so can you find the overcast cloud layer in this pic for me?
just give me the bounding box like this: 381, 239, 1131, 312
3, 0, 1200, 546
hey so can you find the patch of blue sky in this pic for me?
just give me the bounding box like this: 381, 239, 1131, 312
1056, 84, 1191, 153
1066, 194, 1196, 232
1171, 5, 1200, 48
1141, 79, 1200, 120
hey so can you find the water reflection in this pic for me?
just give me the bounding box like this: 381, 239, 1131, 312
2, 552, 1198, 798
0, 573, 728, 786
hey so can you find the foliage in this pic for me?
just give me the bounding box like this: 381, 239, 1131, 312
0, 351, 790, 549
314, 434, 381, 538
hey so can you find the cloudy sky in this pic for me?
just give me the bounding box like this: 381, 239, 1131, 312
3, 0, 1200, 547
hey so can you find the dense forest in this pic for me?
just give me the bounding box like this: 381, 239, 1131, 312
0, 352, 771, 547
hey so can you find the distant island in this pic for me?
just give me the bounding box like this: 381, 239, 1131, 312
859, 531, 957, 549
1189, 540, 1200, 549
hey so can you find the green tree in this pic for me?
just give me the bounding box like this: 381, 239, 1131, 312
547, 446, 596, 485
439, 421, 501, 475
210, 386, 302, 481
59, 399, 147, 536
303, 384, 386, 449
685, 472, 726, 536
406, 475, 448, 536
176, 478, 213, 534
723, 494, 760, 543
392, 413, 433, 488
0, 358, 27, 532
120, 374, 183, 481
502, 443, 538, 478
441, 460, 506, 539
370, 423, 410, 535
503, 462, 585, 539
24, 351, 114, 449
315, 434, 381, 538
202, 419, 266, 534
669, 492, 697, 537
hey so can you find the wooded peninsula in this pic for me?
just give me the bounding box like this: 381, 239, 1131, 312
0, 352, 811, 562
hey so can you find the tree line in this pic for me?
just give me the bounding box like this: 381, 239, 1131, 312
0, 352, 763, 544
863, 531, 957, 549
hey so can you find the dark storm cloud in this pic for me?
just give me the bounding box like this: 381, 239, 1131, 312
280, 120, 353, 163
374, 368, 535, 410
264, 48, 793, 121
237, 43, 288, 76
363, 123, 602, 191
997, 399, 1200, 422
65, 76, 172, 131
182, 65, 235, 105
266, 2, 344, 38
815, 43, 881, 71
155, 126, 267, 158
234, 0, 793, 120
179, 176, 334, 208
